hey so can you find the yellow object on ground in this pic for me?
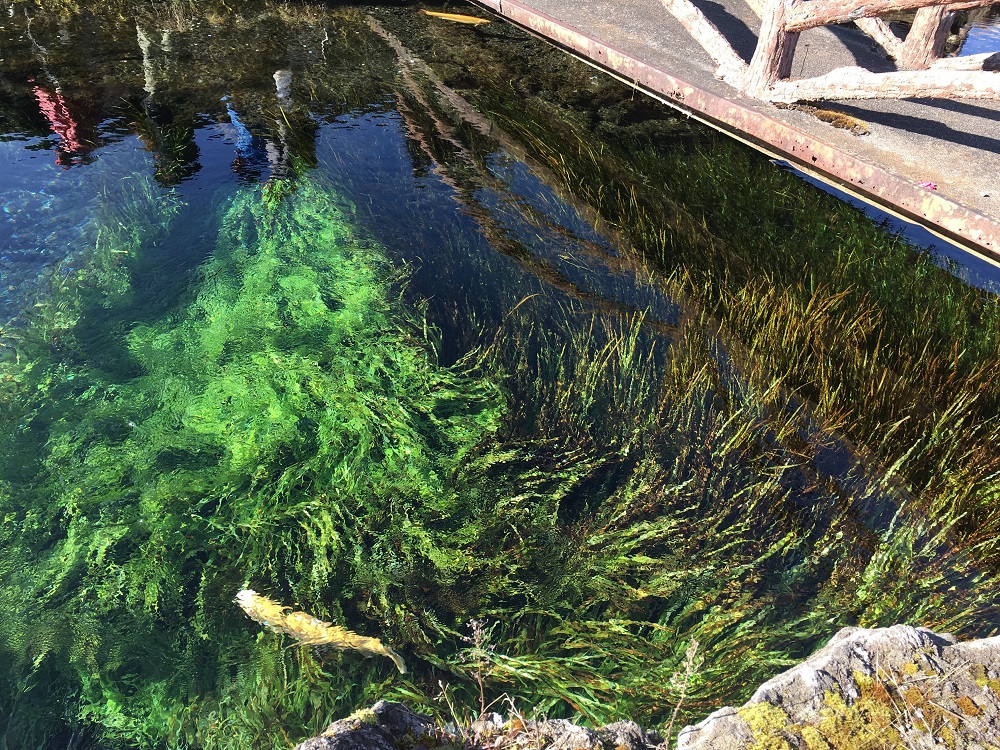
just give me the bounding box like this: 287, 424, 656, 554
420, 9, 490, 25
236, 589, 407, 673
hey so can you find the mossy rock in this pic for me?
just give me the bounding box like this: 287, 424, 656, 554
678, 626, 1000, 750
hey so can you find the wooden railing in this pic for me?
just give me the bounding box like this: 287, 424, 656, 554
660, 0, 1000, 101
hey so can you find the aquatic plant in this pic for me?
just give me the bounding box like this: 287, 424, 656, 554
393, 3, 1000, 564
354, 8, 1000, 733
4, 5, 1000, 750
0, 168, 505, 748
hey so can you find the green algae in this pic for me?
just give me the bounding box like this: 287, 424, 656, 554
4, 4, 1000, 750
0, 171, 505, 747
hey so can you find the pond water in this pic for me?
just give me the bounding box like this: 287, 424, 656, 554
958, 3, 1000, 56
2, 2, 1000, 749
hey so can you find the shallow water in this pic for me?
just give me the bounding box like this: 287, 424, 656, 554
959, 4, 1000, 56
2, 2, 1000, 749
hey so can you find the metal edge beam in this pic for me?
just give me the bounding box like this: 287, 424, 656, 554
467, 0, 1000, 259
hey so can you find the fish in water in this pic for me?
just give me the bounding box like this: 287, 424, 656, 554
236, 589, 407, 674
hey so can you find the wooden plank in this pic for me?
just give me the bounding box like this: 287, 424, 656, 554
658, 0, 748, 85
770, 66, 1000, 100
855, 17, 902, 59
785, 0, 986, 33
746, 0, 800, 96
897, 5, 953, 69
932, 51, 1000, 70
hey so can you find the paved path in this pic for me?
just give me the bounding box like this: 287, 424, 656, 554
467, 0, 1000, 257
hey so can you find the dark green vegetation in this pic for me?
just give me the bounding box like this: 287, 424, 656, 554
2, 2, 1000, 749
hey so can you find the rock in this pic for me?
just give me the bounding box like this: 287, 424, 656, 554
294, 701, 656, 750
516, 718, 652, 749
677, 625, 1000, 749
294, 626, 1000, 750
295, 700, 448, 750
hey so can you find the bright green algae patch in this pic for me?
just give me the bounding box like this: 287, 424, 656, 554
0, 174, 504, 747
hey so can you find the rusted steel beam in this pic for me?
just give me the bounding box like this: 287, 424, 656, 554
465, 0, 1000, 257
785, 0, 986, 33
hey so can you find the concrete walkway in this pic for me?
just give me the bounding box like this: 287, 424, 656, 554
466, 0, 1000, 258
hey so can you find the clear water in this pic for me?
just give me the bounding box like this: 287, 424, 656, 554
959, 4, 1000, 55
2, 3, 1000, 749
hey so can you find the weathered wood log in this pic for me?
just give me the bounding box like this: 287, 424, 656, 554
746, 0, 801, 96
659, 0, 748, 85
854, 17, 902, 59
931, 51, 1000, 70
766, 66, 1000, 101
897, 5, 953, 69
785, 0, 987, 33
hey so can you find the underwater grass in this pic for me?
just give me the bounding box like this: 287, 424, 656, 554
357, 6, 1000, 730
4, 5, 1000, 750
392, 6, 1000, 563
4, 128, 1000, 750
0, 167, 507, 747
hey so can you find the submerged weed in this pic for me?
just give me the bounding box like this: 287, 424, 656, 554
2, 5, 1000, 750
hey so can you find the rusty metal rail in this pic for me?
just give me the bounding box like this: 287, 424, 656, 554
466, 0, 1000, 258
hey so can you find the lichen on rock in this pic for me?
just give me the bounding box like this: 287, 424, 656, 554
295, 628, 1000, 750
677, 625, 1000, 750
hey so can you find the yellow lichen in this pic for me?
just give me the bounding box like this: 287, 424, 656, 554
799, 726, 833, 749
346, 707, 380, 725
956, 695, 981, 717
973, 665, 1000, 695
740, 702, 797, 750
816, 687, 900, 750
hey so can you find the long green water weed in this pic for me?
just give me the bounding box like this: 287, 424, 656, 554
5, 6, 1000, 748
0, 168, 507, 747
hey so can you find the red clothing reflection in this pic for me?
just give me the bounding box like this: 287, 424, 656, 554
32, 83, 93, 165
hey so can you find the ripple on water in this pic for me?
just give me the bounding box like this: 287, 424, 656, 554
960, 14, 1000, 56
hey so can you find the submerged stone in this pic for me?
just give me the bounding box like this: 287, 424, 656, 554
294, 701, 657, 750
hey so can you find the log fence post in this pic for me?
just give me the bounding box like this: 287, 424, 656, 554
897, 4, 954, 69
745, 0, 800, 97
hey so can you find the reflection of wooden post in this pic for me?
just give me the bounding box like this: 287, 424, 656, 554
898, 5, 953, 69
746, 0, 800, 97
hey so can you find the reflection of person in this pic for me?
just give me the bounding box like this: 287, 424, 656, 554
264, 69, 319, 179
132, 101, 201, 186
223, 73, 297, 182
223, 96, 268, 180
30, 81, 94, 166
267, 69, 293, 178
